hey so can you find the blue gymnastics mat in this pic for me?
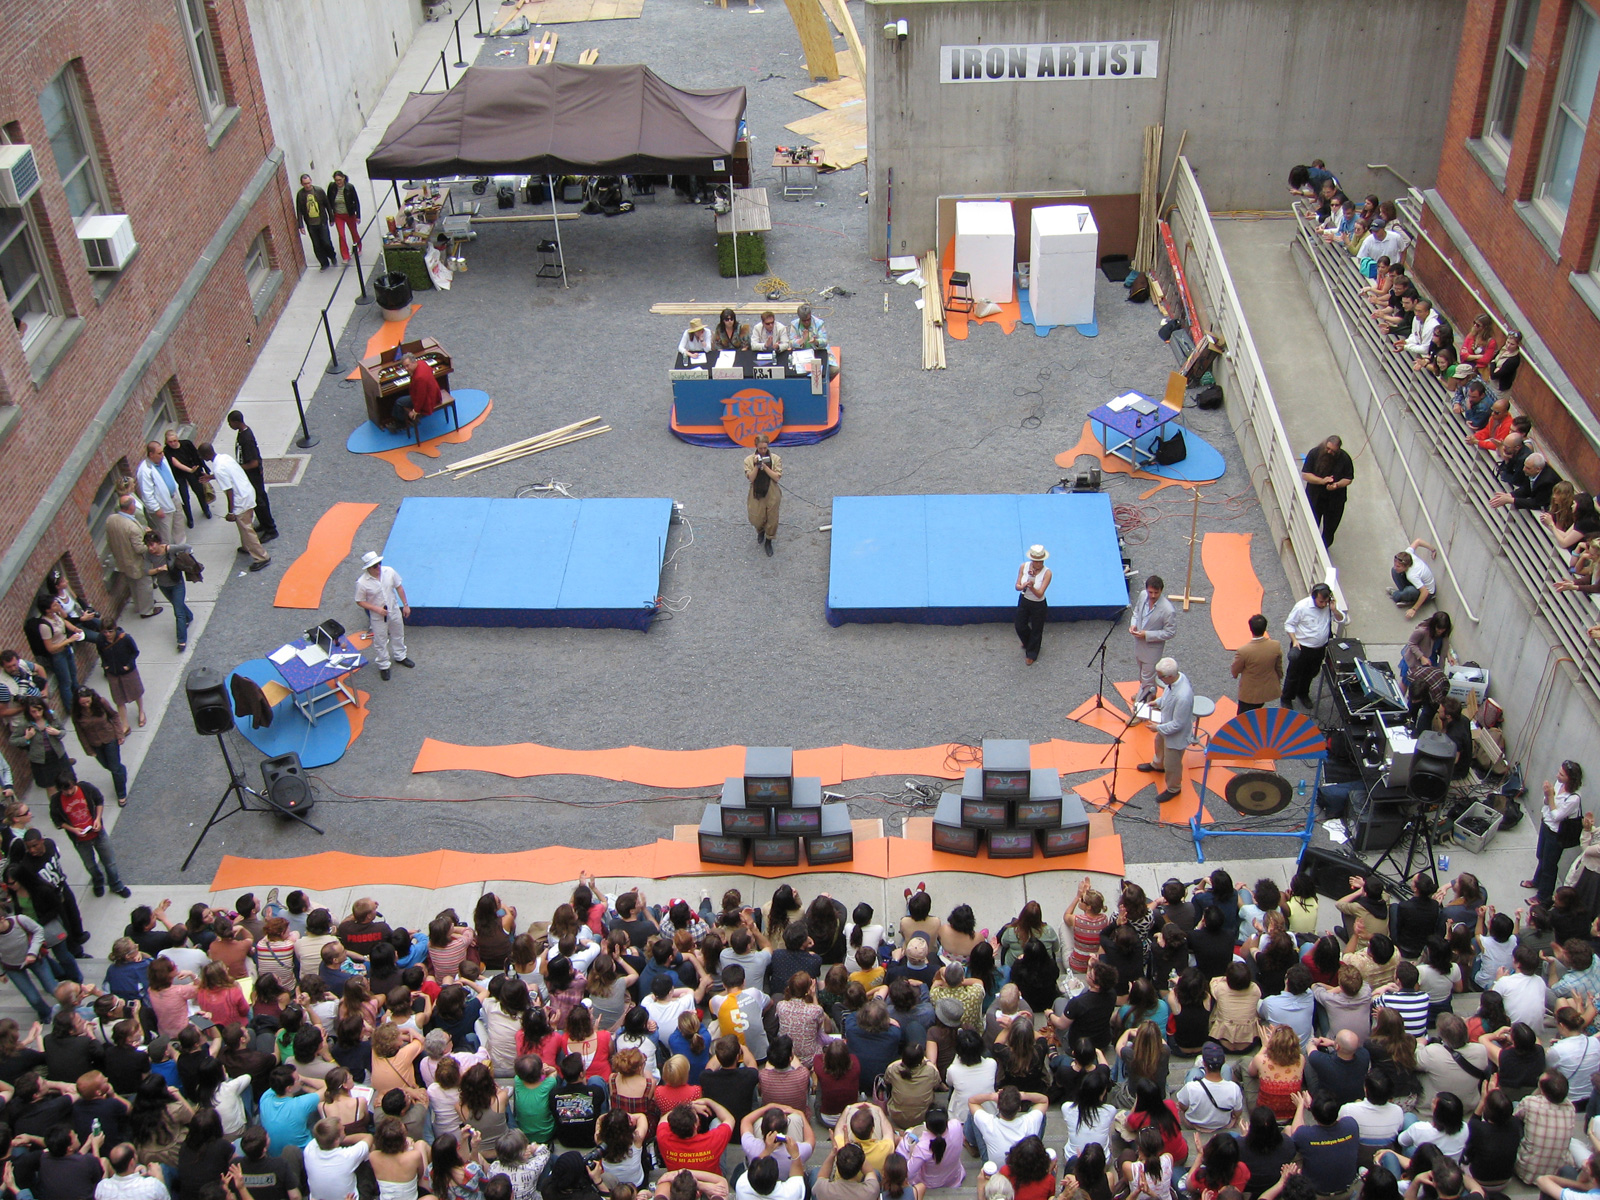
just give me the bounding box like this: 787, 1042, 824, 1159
381, 497, 671, 630
826, 493, 1130, 627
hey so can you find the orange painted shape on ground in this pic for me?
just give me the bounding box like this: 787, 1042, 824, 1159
347, 305, 420, 380
1053, 420, 1196, 496
940, 239, 1019, 340
793, 746, 845, 785
371, 399, 494, 482
273, 502, 380, 609
1202, 532, 1264, 651
838, 744, 969, 782
411, 737, 744, 788
345, 689, 371, 746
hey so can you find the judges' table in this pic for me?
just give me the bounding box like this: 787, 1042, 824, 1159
670, 347, 838, 444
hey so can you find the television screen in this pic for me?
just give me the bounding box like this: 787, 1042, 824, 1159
750, 836, 801, 866
931, 823, 981, 856
982, 768, 1031, 798
961, 797, 1011, 828
744, 775, 793, 805
698, 833, 747, 865
987, 829, 1037, 859
1039, 824, 1090, 857
720, 806, 770, 836
774, 807, 823, 834
1013, 798, 1063, 828
805, 833, 854, 865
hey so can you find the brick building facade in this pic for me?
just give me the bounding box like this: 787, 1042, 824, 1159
1418, 0, 1600, 493
0, 0, 300, 705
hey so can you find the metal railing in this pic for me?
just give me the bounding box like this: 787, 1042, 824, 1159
1166, 158, 1342, 605
420, 0, 486, 94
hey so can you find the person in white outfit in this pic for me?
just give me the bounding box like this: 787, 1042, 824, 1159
354, 551, 413, 681
135, 442, 180, 545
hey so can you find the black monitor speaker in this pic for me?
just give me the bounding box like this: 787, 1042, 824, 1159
186, 668, 233, 736
1351, 785, 1411, 852
1298, 844, 1371, 899
260, 753, 315, 816
1409, 732, 1457, 803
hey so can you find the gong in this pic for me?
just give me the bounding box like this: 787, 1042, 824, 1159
1224, 770, 1293, 816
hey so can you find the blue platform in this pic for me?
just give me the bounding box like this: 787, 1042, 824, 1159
226, 660, 353, 769
381, 497, 671, 630
826, 493, 1129, 626
1017, 287, 1098, 338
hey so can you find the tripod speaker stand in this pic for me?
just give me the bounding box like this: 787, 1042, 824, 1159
182, 733, 325, 871
1364, 795, 1442, 898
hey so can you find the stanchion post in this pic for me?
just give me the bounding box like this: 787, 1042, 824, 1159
440, 52, 450, 90
454, 19, 468, 67
353, 237, 373, 305
321, 309, 343, 375
473, 0, 483, 34
290, 379, 319, 449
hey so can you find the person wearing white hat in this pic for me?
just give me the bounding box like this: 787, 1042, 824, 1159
678, 317, 712, 357
353, 551, 412, 680
1013, 545, 1052, 665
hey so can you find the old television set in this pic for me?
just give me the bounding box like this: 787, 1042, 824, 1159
986, 829, 1037, 859
720, 805, 770, 836
750, 835, 802, 867
1039, 824, 1089, 856
804, 805, 855, 865
980, 739, 1033, 798
697, 806, 748, 865
931, 793, 981, 856
960, 795, 1012, 828
1014, 796, 1064, 827
774, 806, 822, 834
743, 746, 794, 806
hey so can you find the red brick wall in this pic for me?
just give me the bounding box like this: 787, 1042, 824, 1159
0, 0, 301, 665
1420, 0, 1600, 492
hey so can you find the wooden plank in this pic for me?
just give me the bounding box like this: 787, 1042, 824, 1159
818, 0, 868, 82
714, 187, 772, 235
795, 76, 864, 109
784, 0, 839, 80
783, 107, 867, 170
490, 0, 533, 33
650, 302, 806, 315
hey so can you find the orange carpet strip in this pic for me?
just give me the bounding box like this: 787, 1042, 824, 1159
1202, 532, 1264, 651
273, 503, 380, 609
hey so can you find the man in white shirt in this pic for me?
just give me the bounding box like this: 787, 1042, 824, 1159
1356, 217, 1405, 265
135, 442, 180, 546
1128, 574, 1177, 704
353, 550, 413, 681
96, 1143, 171, 1200
199, 443, 271, 570
748, 311, 791, 353
1174, 1042, 1244, 1132
1396, 298, 1440, 357
1493, 945, 1551, 1026
1281, 583, 1346, 709
301, 1119, 371, 1200
1338, 1071, 1404, 1154
159, 940, 210, 978
734, 1136, 807, 1200
1388, 539, 1436, 620
1547, 1003, 1600, 1105
641, 973, 698, 1033
1137, 658, 1193, 804
966, 1086, 1046, 1163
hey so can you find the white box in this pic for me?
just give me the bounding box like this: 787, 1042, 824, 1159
1029, 205, 1098, 326
955, 201, 1015, 304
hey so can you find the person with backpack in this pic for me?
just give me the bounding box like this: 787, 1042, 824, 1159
141, 530, 199, 653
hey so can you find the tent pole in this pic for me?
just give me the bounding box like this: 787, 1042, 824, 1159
730, 170, 739, 291
547, 175, 568, 289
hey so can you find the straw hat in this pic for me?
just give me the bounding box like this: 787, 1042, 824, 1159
1027, 545, 1049, 561
687, 318, 706, 333
361, 551, 383, 569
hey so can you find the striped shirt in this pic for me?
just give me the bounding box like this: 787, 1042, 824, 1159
1375, 988, 1431, 1037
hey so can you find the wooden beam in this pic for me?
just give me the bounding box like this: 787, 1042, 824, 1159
784, 0, 840, 81
817, 0, 867, 83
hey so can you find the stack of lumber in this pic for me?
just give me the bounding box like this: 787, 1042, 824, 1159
1132, 125, 1162, 274
424, 417, 609, 479
786, 0, 866, 169
577, 48, 600, 64
920, 251, 945, 370
528, 29, 560, 62
650, 302, 806, 315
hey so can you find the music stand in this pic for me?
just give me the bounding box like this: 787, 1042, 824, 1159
182, 733, 324, 871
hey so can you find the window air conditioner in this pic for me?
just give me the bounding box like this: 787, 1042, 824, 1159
77, 214, 137, 272
0, 145, 41, 207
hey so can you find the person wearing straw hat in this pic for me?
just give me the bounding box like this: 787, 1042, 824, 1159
744, 435, 783, 557
354, 551, 412, 681
1014, 545, 1052, 665
678, 317, 713, 357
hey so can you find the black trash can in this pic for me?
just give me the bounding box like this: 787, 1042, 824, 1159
374, 271, 413, 317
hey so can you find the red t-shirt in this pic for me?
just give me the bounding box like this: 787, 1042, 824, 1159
1001, 1166, 1057, 1200
1125, 1104, 1187, 1161
813, 1052, 861, 1116
408, 361, 441, 416
655, 1119, 731, 1172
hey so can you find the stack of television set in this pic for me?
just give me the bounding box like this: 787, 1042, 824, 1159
697, 747, 855, 867
932, 739, 1090, 859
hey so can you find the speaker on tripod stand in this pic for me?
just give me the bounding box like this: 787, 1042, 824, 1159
1409, 732, 1457, 803
186, 668, 233, 735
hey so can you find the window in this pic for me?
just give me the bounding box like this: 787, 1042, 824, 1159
144, 380, 180, 445
176, 0, 225, 121
244, 230, 270, 298
0, 204, 61, 352
39, 67, 108, 219
1486, 0, 1542, 155
1537, 3, 1600, 223
87, 462, 130, 587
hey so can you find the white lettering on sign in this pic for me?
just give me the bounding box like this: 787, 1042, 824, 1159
940, 42, 1159, 83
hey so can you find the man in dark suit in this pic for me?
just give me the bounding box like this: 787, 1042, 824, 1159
1230, 614, 1284, 713
1492, 451, 1561, 513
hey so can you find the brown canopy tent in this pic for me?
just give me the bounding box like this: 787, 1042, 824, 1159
365, 63, 747, 179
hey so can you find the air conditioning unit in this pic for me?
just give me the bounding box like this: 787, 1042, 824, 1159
76, 214, 137, 272
0, 145, 41, 207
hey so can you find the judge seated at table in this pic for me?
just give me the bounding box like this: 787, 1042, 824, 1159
712, 308, 749, 352
390, 352, 447, 431
678, 317, 713, 357
749, 310, 791, 353
789, 303, 839, 377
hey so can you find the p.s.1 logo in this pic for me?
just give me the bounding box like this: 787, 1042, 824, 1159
722, 389, 784, 447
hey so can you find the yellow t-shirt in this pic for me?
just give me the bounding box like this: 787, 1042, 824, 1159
848, 965, 885, 990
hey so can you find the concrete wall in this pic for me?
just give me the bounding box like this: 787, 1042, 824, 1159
866, 0, 1465, 258
245, 0, 422, 183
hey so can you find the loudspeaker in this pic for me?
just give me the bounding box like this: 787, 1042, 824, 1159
1409, 732, 1456, 802
1298, 845, 1371, 899
185, 668, 233, 736
1352, 785, 1412, 852
1225, 771, 1293, 816
260, 753, 315, 816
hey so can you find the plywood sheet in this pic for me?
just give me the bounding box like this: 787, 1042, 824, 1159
783, 108, 867, 170
496, 0, 643, 24
796, 77, 864, 110
784, 0, 839, 80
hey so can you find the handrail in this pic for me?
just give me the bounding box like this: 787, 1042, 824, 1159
1167, 158, 1343, 608
1292, 209, 1479, 624
420, 0, 484, 93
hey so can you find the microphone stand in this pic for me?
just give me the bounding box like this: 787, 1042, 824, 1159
1083, 611, 1124, 712
1097, 702, 1142, 809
